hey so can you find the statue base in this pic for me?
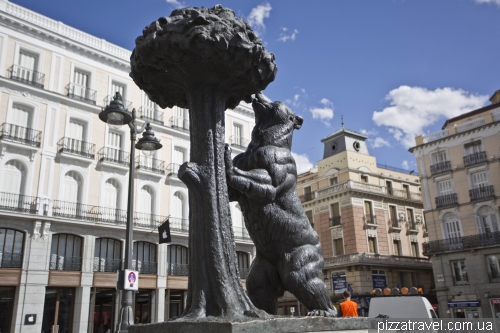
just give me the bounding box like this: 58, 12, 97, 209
129, 317, 373, 333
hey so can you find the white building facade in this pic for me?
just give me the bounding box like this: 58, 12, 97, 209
0, 1, 255, 332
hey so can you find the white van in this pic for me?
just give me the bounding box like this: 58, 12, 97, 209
368, 296, 438, 319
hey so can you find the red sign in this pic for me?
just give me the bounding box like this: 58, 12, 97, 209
490, 298, 500, 305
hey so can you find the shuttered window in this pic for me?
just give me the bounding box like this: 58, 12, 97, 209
111, 82, 126, 99
471, 171, 488, 188
437, 179, 453, 196
444, 220, 462, 239
18, 51, 37, 82
2, 160, 25, 195
432, 151, 447, 164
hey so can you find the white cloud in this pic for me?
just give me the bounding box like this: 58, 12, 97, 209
285, 87, 308, 109
372, 86, 488, 148
360, 129, 378, 136
292, 152, 313, 174
247, 3, 272, 36
371, 137, 391, 148
278, 27, 299, 42
475, 0, 500, 5
401, 160, 410, 170
310, 98, 334, 126
165, 0, 184, 9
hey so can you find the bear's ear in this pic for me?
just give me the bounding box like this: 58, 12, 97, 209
294, 116, 303, 129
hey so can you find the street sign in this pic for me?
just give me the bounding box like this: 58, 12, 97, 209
124, 269, 139, 291
333, 275, 347, 294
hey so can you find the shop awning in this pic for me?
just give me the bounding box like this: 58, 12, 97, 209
447, 301, 480, 308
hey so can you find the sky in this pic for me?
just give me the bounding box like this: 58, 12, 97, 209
9, 0, 500, 174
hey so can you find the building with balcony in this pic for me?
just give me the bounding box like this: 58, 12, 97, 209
291, 125, 433, 316
0, 1, 255, 332
410, 89, 500, 319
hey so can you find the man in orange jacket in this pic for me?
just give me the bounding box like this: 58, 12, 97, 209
339, 290, 358, 317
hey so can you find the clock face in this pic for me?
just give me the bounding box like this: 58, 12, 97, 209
353, 141, 360, 151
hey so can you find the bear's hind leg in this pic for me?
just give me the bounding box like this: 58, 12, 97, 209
282, 244, 337, 317
246, 254, 284, 315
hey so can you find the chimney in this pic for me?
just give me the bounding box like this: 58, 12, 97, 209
490, 90, 500, 105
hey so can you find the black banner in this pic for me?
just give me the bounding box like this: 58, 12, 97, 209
158, 219, 171, 244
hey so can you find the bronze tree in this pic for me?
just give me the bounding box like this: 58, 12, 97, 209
130, 5, 277, 319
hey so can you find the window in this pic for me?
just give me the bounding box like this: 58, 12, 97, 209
464, 140, 482, 155
66, 119, 87, 153
137, 186, 155, 226
93, 238, 121, 272
333, 238, 344, 255
50, 234, 82, 271
0, 228, 24, 268
486, 254, 500, 282
411, 241, 419, 257
172, 147, 186, 173
364, 201, 374, 224
389, 205, 398, 228
305, 210, 314, 227
237, 251, 250, 278
476, 206, 499, 235
330, 177, 338, 186
17, 49, 38, 82
232, 123, 243, 146
101, 179, 121, 222
471, 171, 489, 189
386, 181, 393, 195
232, 204, 247, 238
133, 241, 157, 274
111, 81, 126, 100
450, 260, 468, 285
330, 202, 341, 226
2, 160, 26, 195
171, 106, 189, 130
107, 130, 123, 153
399, 271, 422, 288
368, 236, 378, 254
407, 208, 416, 229
167, 244, 188, 276
432, 151, 447, 164
437, 179, 453, 196
72, 69, 91, 99
302, 186, 313, 202
393, 239, 402, 256
444, 220, 462, 239
11, 103, 33, 131
403, 184, 410, 198
361, 175, 368, 183
62, 171, 82, 204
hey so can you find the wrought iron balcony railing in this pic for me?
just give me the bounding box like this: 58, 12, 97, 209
170, 116, 190, 132
469, 185, 495, 202
391, 189, 422, 201
0, 123, 42, 147
435, 193, 458, 208
464, 151, 487, 167
67, 83, 96, 105
136, 156, 165, 175
131, 260, 157, 274
329, 216, 342, 227
138, 106, 164, 126
52, 200, 92, 220
58, 137, 95, 159
98, 147, 130, 167
49, 255, 82, 271
430, 161, 451, 175
166, 163, 182, 177
324, 253, 431, 269
9, 64, 44, 88
233, 226, 251, 240
239, 267, 250, 279
408, 221, 418, 231
167, 263, 189, 276
134, 212, 168, 228
423, 231, 500, 255
0, 253, 23, 268
0, 192, 38, 214
229, 135, 250, 149
93, 257, 122, 272
388, 219, 401, 229
364, 214, 377, 225
299, 192, 314, 203
169, 217, 189, 232
90, 206, 127, 225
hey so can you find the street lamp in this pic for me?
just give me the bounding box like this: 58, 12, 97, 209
99, 92, 162, 333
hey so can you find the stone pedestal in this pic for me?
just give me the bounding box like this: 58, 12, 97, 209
129, 317, 373, 333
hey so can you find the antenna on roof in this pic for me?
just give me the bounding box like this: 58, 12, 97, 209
341, 114, 344, 128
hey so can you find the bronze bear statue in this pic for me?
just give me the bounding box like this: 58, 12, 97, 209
225, 93, 337, 317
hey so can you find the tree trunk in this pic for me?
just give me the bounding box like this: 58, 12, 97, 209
178, 88, 257, 318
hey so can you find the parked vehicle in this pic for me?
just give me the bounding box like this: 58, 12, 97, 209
368, 295, 438, 319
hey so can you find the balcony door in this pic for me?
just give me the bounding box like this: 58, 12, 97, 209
172, 192, 187, 230
103, 179, 121, 222
73, 69, 90, 99
111, 82, 126, 100
172, 147, 185, 173
107, 131, 123, 163
10, 103, 33, 141
232, 124, 242, 146
471, 171, 488, 189
172, 106, 188, 129
17, 50, 37, 82
476, 206, 499, 235
67, 119, 86, 153
232, 204, 246, 238
62, 171, 82, 216
138, 186, 154, 226
432, 151, 447, 164
2, 160, 26, 209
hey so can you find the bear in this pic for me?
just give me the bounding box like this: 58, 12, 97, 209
224, 92, 337, 317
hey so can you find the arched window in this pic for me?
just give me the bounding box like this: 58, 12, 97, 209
137, 186, 155, 226
2, 160, 26, 195
167, 245, 188, 276
476, 205, 499, 235
93, 238, 122, 272
236, 251, 250, 278
50, 234, 82, 271
133, 241, 156, 274
171, 192, 187, 231
58, 171, 83, 217
0, 228, 24, 268
100, 178, 123, 223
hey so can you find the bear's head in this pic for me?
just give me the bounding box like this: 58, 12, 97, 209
251, 92, 303, 148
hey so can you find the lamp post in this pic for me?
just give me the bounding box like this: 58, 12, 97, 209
99, 92, 162, 332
